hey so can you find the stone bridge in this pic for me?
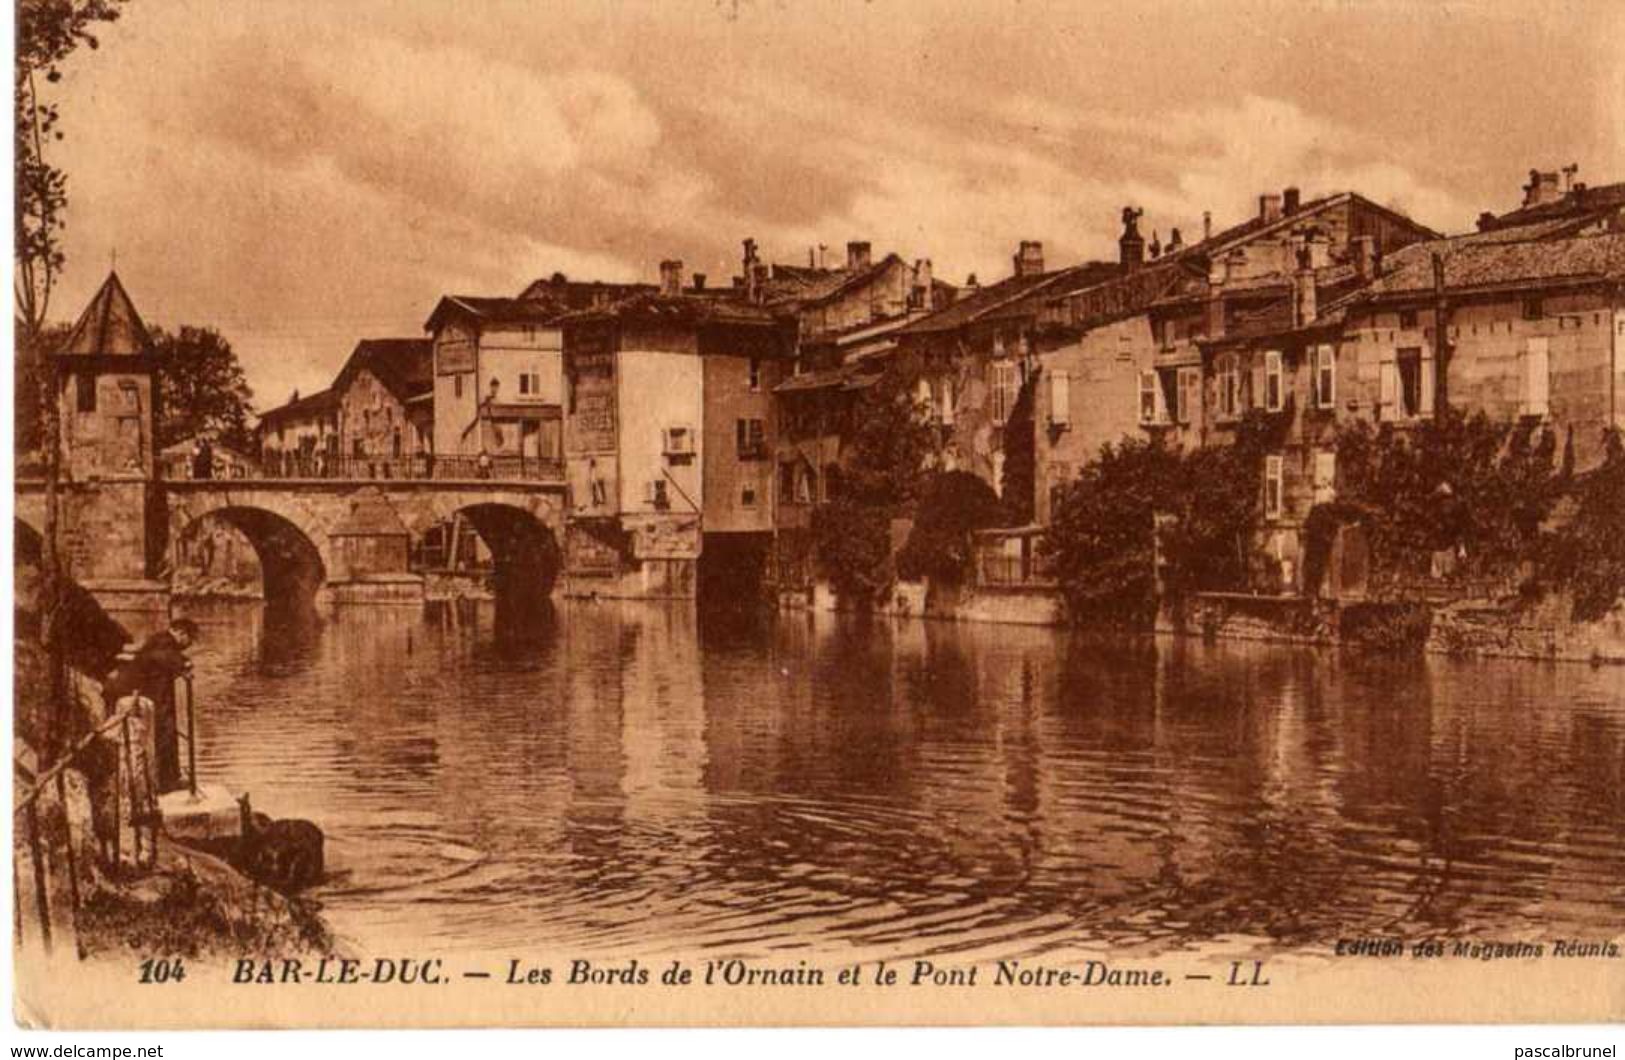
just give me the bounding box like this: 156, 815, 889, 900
19, 476, 567, 614
163, 478, 567, 609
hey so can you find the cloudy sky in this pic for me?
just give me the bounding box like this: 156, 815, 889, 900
42, 0, 1625, 409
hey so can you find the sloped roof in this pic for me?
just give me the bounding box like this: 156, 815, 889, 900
1336, 231, 1625, 306
335, 338, 433, 405
1483, 181, 1625, 231
425, 295, 575, 333
556, 290, 789, 329
514, 274, 656, 305
258, 387, 337, 424
896, 269, 1078, 335
56, 271, 154, 358
763, 254, 907, 310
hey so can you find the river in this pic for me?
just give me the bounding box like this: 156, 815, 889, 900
185, 600, 1625, 964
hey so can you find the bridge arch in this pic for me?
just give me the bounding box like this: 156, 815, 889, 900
167, 496, 330, 613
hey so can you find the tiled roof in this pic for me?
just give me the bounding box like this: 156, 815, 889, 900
773, 362, 880, 394
896, 269, 1079, 335
514, 275, 656, 305
556, 291, 789, 329
425, 295, 577, 332
1337, 231, 1625, 305
1484, 181, 1625, 231
258, 387, 337, 424
336, 338, 433, 405
56, 272, 153, 358
763, 254, 906, 310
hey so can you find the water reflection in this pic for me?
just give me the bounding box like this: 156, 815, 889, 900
184, 600, 1625, 961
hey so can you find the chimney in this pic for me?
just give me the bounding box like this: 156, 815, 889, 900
1203, 211, 1213, 242
1118, 207, 1145, 272
1013, 240, 1045, 278
846, 240, 872, 272
1149, 230, 1162, 260
1283, 186, 1301, 215
1561, 163, 1579, 192
1294, 249, 1317, 327
911, 258, 933, 309
750, 262, 769, 303
1353, 235, 1377, 282
1476, 211, 1497, 232
1523, 168, 1562, 208
742, 237, 761, 300
1167, 227, 1184, 254
692, 272, 707, 291
965, 273, 980, 290
659, 259, 683, 298
1259, 192, 1283, 223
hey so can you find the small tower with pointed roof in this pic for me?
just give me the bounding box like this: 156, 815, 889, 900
50, 272, 169, 613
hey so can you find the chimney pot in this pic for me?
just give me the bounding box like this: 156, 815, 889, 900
1203, 211, 1213, 242
1476, 211, 1497, 232
1283, 186, 1301, 214
692, 272, 706, 291
846, 240, 872, 272
1260, 193, 1283, 223
1118, 207, 1145, 272
1167, 227, 1184, 253
659, 258, 683, 298
1353, 235, 1377, 282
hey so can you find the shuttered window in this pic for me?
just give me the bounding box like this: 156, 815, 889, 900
1264, 454, 1285, 520
1523, 337, 1550, 416
1264, 350, 1284, 412
1049, 370, 1070, 427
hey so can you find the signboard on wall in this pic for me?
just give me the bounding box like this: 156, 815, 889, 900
568, 326, 618, 452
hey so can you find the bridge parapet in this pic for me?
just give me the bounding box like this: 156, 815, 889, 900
165, 453, 564, 484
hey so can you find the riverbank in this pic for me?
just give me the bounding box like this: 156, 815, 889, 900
74, 835, 335, 960
783, 579, 1625, 664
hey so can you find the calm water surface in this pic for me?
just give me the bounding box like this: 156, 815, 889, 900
187, 601, 1625, 963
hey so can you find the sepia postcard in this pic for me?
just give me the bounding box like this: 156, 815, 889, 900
10, 0, 1625, 1031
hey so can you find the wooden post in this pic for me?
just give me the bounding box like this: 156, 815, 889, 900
54, 771, 81, 917
184, 674, 198, 797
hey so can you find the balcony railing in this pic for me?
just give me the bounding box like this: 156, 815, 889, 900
167, 453, 564, 482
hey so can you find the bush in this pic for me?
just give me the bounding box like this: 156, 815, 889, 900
896, 470, 1004, 584
1535, 428, 1625, 621
812, 498, 895, 609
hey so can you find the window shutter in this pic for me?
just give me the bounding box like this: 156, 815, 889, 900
1265, 455, 1284, 519
1265, 350, 1283, 412
1525, 337, 1550, 416
1313, 450, 1336, 503
1138, 370, 1156, 423
1050, 370, 1071, 426
941, 377, 956, 425
1379, 358, 1397, 421
1420, 351, 1435, 415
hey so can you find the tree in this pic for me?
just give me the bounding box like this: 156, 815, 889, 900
896, 470, 1004, 584
153, 325, 256, 453
16, 0, 128, 339
16, 0, 129, 760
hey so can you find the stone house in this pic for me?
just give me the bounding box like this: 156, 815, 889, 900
558, 268, 796, 599
332, 338, 433, 472
257, 388, 338, 477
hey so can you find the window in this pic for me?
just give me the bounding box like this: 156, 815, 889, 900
1523, 337, 1550, 416
518, 373, 531, 395
779, 463, 796, 503
1313, 344, 1336, 408
1176, 366, 1201, 424
748, 357, 761, 392
1264, 455, 1285, 520
1217, 355, 1240, 420
1313, 450, 1336, 504
1523, 297, 1545, 321
1399, 309, 1418, 329
1049, 369, 1071, 428
1397, 347, 1434, 418
736, 418, 766, 459
647, 478, 670, 510
990, 360, 1020, 425
740, 485, 758, 509
76, 372, 97, 413
453, 374, 464, 399
1264, 349, 1284, 412
795, 465, 813, 504
663, 426, 694, 456
1138, 370, 1160, 424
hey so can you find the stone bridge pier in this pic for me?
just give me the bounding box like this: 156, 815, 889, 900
164, 481, 566, 613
